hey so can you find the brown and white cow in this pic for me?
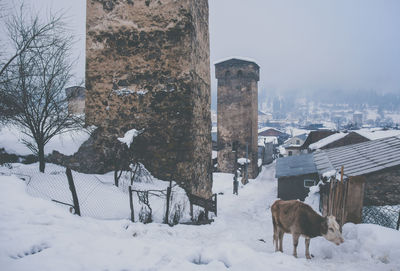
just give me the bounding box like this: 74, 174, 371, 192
271, 200, 344, 259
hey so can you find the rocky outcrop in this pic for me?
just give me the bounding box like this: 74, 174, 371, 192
48, 128, 126, 174
84, 0, 212, 197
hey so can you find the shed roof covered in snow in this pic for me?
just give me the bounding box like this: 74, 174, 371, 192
356, 129, 400, 141
313, 136, 400, 177
309, 132, 370, 150
301, 130, 336, 149
276, 154, 318, 178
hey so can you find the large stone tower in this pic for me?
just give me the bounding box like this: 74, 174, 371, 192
85, 0, 212, 198
215, 58, 259, 179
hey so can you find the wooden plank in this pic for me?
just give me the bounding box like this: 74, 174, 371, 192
188, 193, 217, 214
345, 176, 365, 224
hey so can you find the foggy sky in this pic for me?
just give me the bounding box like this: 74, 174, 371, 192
3, 0, 400, 101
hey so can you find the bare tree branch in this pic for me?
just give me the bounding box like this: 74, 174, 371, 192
0, 4, 83, 172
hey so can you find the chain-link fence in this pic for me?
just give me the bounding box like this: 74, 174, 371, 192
362, 205, 400, 230
0, 163, 195, 223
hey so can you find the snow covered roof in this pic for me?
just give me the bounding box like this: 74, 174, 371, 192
301, 130, 336, 149
313, 136, 400, 177
276, 154, 318, 178
309, 133, 348, 150
296, 133, 309, 141
356, 129, 400, 141
258, 127, 286, 136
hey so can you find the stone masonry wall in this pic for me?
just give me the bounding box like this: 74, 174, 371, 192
215, 59, 259, 179
364, 166, 400, 206
85, 0, 212, 198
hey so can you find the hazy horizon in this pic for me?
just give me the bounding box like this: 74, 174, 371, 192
2, 0, 400, 107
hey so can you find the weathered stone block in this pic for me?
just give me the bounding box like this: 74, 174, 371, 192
85, 0, 212, 197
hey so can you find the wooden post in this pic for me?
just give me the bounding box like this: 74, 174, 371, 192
336, 166, 344, 224
66, 168, 81, 216
129, 186, 134, 222
164, 180, 172, 224
233, 142, 239, 195
190, 202, 194, 221
328, 178, 334, 215
214, 194, 218, 216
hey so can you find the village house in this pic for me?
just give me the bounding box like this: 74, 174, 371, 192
258, 137, 275, 165
275, 154, 319, 201
276, 136, 400, 221
313, 136, 400, 206
258, 127, 289, 145
281, 133, 308, 156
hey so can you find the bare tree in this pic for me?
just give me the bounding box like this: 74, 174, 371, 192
0, 3, 64, 80
0, 6, 82, 172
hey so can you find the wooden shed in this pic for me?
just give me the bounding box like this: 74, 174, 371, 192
314, 136, 400, 222
275, 154, 319, 201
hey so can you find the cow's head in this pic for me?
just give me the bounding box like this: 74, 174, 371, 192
321, 215, 344, 245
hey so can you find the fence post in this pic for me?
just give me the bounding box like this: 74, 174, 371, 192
190, 202, 194, 221
214, 194, 218, 216
233, 141, 239, 195
396, 210, 400, 231
66, 168, 81, 216
129, 186, 134, 222
164, 180, 172, 224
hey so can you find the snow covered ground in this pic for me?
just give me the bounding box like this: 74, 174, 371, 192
1, 163, 400, 270
0, 125, 91, 156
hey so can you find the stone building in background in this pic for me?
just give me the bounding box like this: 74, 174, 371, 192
215, 58, 260, 179
84, 0, 212, 198
66, 86, 86, 115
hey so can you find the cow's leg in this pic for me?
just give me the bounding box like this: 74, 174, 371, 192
273, 218, 278, 252
305, 238, 311, 259
292, 233, 300, 258
278, 230, 284, 252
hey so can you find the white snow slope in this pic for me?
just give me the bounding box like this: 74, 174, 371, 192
1, 163, 400, 271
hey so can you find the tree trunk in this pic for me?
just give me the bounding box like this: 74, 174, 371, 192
38, 143, 45, 173
114, 169, 119, 187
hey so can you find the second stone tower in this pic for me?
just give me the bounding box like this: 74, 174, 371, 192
215, 58, 260, 179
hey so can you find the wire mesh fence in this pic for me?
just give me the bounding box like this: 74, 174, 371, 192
362, 205, 400, 230
0, 163, 198, 223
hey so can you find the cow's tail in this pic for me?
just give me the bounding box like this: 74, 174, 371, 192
272, 215, 277, 246
271, 202, 278, 247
